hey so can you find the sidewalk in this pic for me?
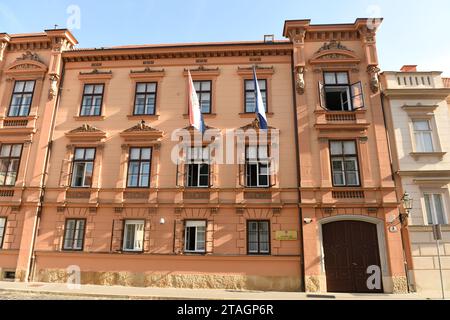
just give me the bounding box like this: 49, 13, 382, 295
0, 281, 427, 300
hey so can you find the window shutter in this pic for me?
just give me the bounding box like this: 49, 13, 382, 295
318, 81, 327, 110
268, 144, 277, 187
135, 222, 144, 251
238, 148, 246, 187
351, 81, 365, 110
59, 159, 73, 187
176, 154, 186, 187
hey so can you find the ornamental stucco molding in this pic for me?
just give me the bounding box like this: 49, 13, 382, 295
367, 65, 381, 93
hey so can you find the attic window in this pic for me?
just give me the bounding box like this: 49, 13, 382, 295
264, 35, 274, 43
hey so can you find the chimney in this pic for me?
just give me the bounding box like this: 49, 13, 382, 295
400, 65, 417, 72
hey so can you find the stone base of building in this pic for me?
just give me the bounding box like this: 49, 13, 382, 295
304, 275, 408, 294
391, 276, 409, 294
34, 269, 302, 292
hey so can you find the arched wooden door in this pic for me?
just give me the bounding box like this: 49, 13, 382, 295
322, 220, 383, 293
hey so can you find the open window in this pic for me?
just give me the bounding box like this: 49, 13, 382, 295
318, 72, 365, 111
177, 146, 211, 188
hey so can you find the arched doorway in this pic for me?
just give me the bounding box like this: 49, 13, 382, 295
322, 220, 384, 293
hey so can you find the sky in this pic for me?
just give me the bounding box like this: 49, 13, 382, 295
1, 0, 449, 76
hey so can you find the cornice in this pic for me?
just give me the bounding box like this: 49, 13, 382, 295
383, 88, 450, 99
62, 43, 292, 62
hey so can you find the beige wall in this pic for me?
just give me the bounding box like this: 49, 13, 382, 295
381, 70, 450, 296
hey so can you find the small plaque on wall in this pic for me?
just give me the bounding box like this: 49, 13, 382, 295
275, 231, 298, 241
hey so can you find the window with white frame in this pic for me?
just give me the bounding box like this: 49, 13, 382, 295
127, 147, 152, 188
8, 80, 35, 117
413, 120, 434, 152
330, 141, 360, 187
424, 193, 448, 225
184, 220, 206, 253
80, 84, 104, 116
245, 145, 270, 188
134, 82, 157, 115
71, 148, 96, 188
318, 72, 364, 111
63, 219, 86, 251
0, 144, 23, 187
185, 147, 210, 188
123, 220, 145, 252
0, 217, 6, 249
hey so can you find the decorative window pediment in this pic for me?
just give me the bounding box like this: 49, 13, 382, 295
310, 41, 360, 65
78, 69, 113, 81
65, 124, 107, 142
120, 120, 164, 142
130, 67, 165, 80
238, 118, 276, 131
237, 65, 274, 76
5, 51, 48, 77
183, 66, 220, 77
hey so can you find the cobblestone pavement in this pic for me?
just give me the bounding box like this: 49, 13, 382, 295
0, 290, 119, 300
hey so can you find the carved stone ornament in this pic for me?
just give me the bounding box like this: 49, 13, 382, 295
295, 66, 305, 95
124, 120, 158, 133
48, 74, 59, 100
130, 67, 165, 74
287, 28, 306, 44
16, 51, 42, 63
316, 40, 353, 54
69, 124, 103, 134
367, 65, 381, 93
0, 42, 7, 61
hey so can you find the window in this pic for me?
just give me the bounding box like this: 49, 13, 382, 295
8, 80, 35, 117
247, 221, 270, 254
123, 220, 145, 252
413, 120, 434, 152
186, 147, 210, 188
80, 84, 104, 116
184, 220, 206, 253
71, 148, 95, 188
193, 81, 212, 114
245, 79, 267, 113
0, 217, 6, 249
330, 141, 360, 187
424, 194, 447, 225
127, 147, 152, 188
62, 219, 86, 251
134, 83, 157, 115
0, 144, 22, 187
246, 145, 270, 188
319, 72, 364, 111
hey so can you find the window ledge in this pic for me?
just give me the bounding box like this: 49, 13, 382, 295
127, 114, 160, 120
0, 115, 38, 121
410, 152, 447, 159
409, 225, 450, 232
239, 112, 274, 118
182, 113, 217, 119
74, 116, 105, 121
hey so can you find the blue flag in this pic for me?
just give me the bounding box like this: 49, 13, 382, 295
253, 66, 268, 130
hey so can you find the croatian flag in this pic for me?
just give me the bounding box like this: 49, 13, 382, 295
188, 70, 206, 134
253, 66, 268, 130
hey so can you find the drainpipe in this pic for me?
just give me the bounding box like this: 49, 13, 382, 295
27, 59, 66, 282
379, 88, 413, 293
290, 51, 305, 292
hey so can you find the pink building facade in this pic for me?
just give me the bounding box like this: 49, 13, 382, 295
0, 19, 412, 293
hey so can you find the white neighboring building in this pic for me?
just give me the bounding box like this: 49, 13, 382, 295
381, 66, 450, 297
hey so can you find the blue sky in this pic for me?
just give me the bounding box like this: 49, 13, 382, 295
1, 0, 449, 75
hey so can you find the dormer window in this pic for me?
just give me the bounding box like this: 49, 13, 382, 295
319, 72, 364, 111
